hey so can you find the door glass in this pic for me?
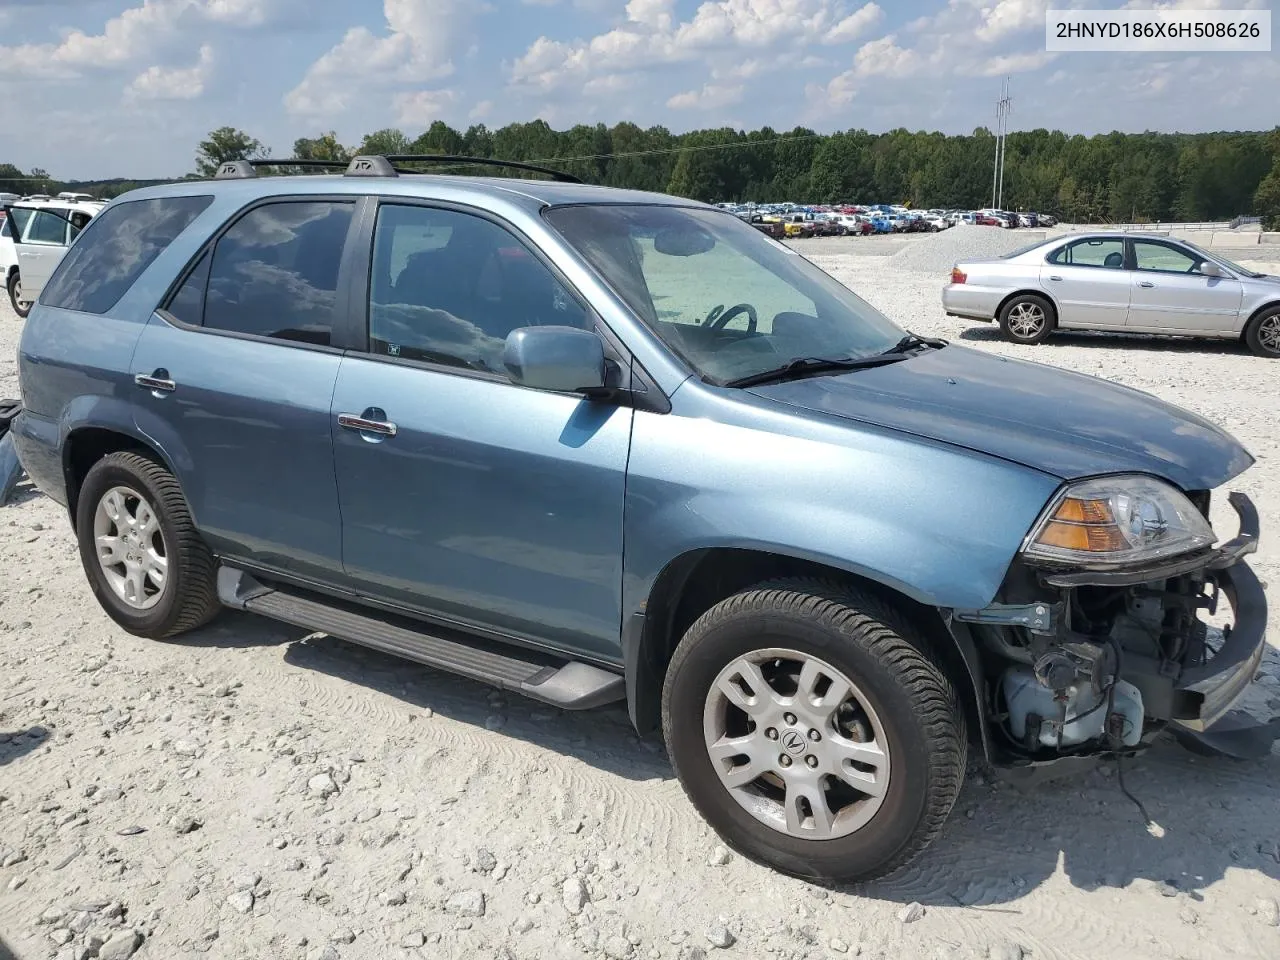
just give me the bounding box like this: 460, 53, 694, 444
1049, 238, 1125, 269
166, 252, 212, 326
1133, 241, 1198, 274
203, 201, 353, 345
7, 207, 33, 240
26, 211, 68, 245
68, 211, 92, 242
368, 204, 589, 371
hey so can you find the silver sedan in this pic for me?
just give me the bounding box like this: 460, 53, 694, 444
942, 231, 1280, 357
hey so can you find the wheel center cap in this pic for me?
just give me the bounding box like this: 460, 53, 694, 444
780, 730, 806, 756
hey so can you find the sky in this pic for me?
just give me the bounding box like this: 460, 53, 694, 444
0, 0, 1276, 180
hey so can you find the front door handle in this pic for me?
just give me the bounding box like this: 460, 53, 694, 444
134, 371, 176, 393
338, 413, 398, 437
1047, 275, 1063, 281
1138, 281, 1155, 288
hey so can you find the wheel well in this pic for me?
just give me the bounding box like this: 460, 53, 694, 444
1243, 300, 1280, 334
996, 289, 1058, 327
631, 548, 978, 743
63, 428, 158, 529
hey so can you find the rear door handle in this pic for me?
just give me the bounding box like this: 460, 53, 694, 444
134, 372, 176, 393
338, 413, 397, 437
1138, 281, 1155, 288
1047, 275, 1063, 281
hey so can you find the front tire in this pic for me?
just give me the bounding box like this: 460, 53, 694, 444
8, 272, 31, 318
661, 579, 965, 883
998, 293, 1054, 345
76, 452, 220, 639
1243, 306, 1280, 358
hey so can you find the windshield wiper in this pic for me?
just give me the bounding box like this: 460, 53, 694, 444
884, 331, 947, 355
725, 354, 909, 388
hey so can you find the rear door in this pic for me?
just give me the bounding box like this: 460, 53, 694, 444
1127, 239, 1244, 334
15, 207, 72, 301
1041, 236, 1131, 330
131, 197, 359, 582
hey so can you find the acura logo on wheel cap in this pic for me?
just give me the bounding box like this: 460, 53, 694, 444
781, 730, 806, 755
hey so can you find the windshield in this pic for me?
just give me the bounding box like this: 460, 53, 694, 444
1180, 239, 1264, 278
544, 204, 904, 385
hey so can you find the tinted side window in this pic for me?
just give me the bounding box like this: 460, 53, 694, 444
1133, 241, 1197, 274
41, 196, 214, 314
27, 211, 68, 245
0, 217, 10, 239
1049, 238, 1125, 269
7, 208, 33, 240
368, 204, 589, 372
203, 201, 353, 346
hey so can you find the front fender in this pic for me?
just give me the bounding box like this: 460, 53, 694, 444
622, 388, 1061, 620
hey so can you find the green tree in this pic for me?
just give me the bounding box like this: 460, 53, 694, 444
195, 127, 265, 177
358, 128, 411, 156
293, 132, 350, 162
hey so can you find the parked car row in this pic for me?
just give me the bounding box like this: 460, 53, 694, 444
720, 201, 1058, 240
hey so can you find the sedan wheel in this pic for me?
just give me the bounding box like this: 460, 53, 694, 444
1244, 308, 1280, 358
998, 294, 1055, 345
7, 273, 31, 319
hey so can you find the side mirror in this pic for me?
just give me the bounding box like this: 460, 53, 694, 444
1199, 261, 1224, 278
504, 326, 607, 395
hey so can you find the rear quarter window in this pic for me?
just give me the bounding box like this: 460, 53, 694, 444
40, 195, 214, 314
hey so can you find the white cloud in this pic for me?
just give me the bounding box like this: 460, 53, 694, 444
509, 1, 885, 92
666, 81, 745, 110
394, 88, 459, 126
0, 0, 277, 80
127, 43, 214, 100
972, 0, 1049, 43
286, 0, 476, 119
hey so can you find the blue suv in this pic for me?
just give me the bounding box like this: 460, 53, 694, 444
11, 156, 1268, 882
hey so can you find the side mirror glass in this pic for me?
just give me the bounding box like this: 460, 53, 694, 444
1199, 261, 1224, 278
504, 326, 607, 394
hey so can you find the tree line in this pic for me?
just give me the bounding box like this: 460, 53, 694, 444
5, 122, 1280, 228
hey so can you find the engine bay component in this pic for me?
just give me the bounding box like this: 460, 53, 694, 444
1003, 667, 1144, 749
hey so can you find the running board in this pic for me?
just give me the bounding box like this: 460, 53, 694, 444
217, 567, 625, 710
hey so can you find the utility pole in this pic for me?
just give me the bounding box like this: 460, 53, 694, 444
992, 77, 1012, 210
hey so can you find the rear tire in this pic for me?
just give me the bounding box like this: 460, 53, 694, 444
998, 293, 1054, 345
1243, 306, 1280, 358
8, 272, 30, 319
76, 452, 220, 640
661, 578, 965, 883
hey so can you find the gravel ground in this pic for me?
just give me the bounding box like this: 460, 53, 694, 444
885, 225, 1047, 273
3, 240, 1280, 960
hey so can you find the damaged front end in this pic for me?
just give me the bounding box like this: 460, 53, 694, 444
950, 481, 1273, 782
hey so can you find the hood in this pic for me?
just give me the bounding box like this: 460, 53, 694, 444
749, 345, 1253, 492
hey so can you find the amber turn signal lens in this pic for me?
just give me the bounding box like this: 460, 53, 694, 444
1051, 497, 1114, 524
1036, 520, 1128, 553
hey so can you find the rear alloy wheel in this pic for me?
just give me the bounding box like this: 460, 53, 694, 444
1244, 307, 1280, 358
7, 272, 31, 319
998, 294, 1054, 345
662, 578, 965, 883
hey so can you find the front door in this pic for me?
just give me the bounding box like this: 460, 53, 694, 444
131, 198, 358, 582
1041, 236, 1131, 329
1127, 239, 1244, 334
331, 201, 632, 661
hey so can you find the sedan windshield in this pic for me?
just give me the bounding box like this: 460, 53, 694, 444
544, 204, 905, 385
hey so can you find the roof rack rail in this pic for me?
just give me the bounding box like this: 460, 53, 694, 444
211, 154, 583, 184
384, 155, 582, 184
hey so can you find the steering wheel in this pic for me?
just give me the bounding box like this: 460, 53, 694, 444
703, 302, 758, 333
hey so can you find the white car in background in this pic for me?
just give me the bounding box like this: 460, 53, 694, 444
2, 196, 104, 317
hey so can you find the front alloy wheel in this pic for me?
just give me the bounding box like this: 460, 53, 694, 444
663, 579, 965, 883
704, 649, 889, 839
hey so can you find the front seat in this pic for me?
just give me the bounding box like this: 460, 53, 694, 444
1103, 251, 1124, 268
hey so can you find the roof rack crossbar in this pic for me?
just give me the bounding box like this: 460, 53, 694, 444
213, 158, 353, 180
383, 155, 582, 184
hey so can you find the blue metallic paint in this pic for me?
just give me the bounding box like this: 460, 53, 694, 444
331, 356, 632, 661
750, 345, 1253, 493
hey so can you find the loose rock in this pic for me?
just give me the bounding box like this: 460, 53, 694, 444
706, 925, 735, 949
988, 943, 1024, 960
445, 890, 486, 917
97, 930, 143, 960
708, 845, 731, 866
562, 877, 589, 915
400, 932, 426, 948
1256, 897, 1280, 927
226, 891, 255, 914
898, 902, 925, 924
474, 847, 498, 873
308, 773, 338, 798
306, 946, 339, 960
605, 934, 635, 958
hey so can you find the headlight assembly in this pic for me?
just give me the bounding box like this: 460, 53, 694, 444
1022, 475, 1216, 568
